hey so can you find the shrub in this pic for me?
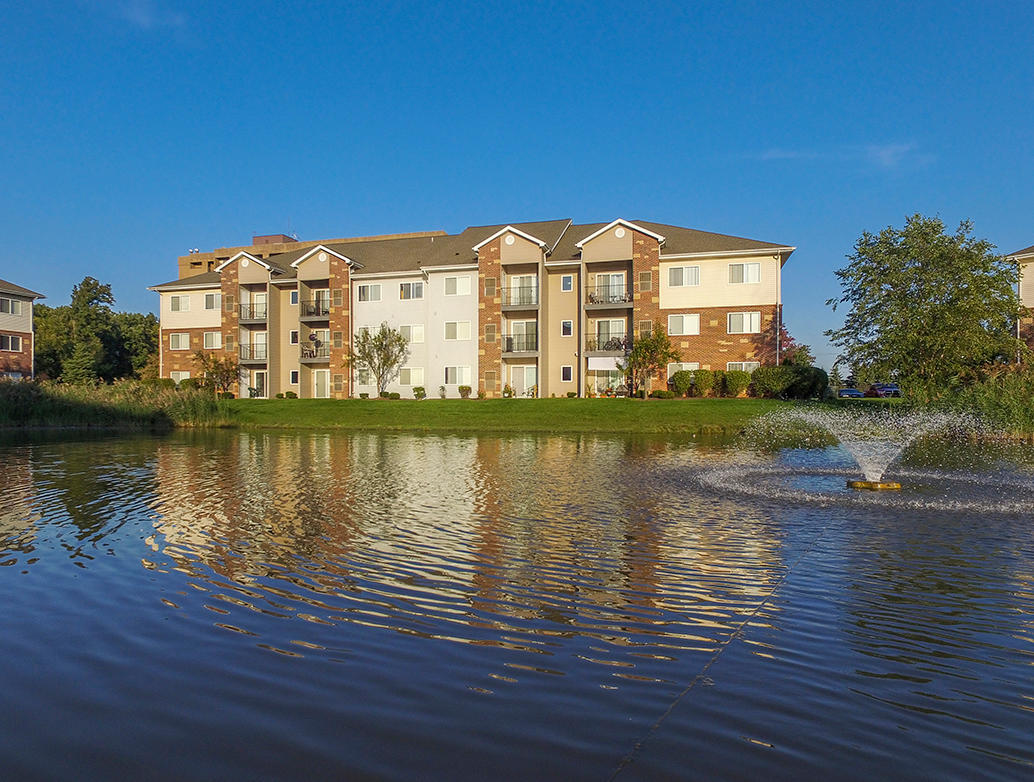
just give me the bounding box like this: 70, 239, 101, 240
502, 384, 514, 398
413, 386, 426, 400
478, 389, 486, 399
750, 365, 795, 398
723, 370, 751, 397
670, 370, 694, 397
438, 385, 446, 399
179, 377, 203, 390
650, 389, 676, 399
218, 391, 234, 399
284, 391, 298, 399
359, 393, 369, 399
458, 385, 472, 399
275, 392, 285, 399
379, 391, 391, 399
691, 369, 714, 397
146, 378, 177, 390
388, 391, 401, 400
710, 370, 725, 397
567, 391, 578, 398
787, 366, 829, 399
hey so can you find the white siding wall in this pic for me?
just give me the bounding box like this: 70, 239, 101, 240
1021, 262, 1034, 308
351, 274, 429, 398
0, 294, 33, 333
658, 255, 781, 309
160, 289, 222, 329
426, 269, 478, 396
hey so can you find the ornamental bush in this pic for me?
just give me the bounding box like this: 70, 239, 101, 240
670, 370, 694, 397
649, 389, 676, 399
723, 370, 751, 397
691, 369, 714, 397
413, 386, 426, 400
458, 385, 472, 399
750, 365, 795, 398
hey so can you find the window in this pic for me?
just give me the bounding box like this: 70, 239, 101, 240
0, 297, 21, 315
444, 321, 471, 340
204, 293, 221, 310
485, 277, 497, 296
729, 262, 761, 284
169, 371, 190, 384
169, 333, 190, 350
358, 284, 381, 302
399, 282, 423, 300
290, 290, 298, 305
399, 367, 424, 386
638, 271, 653, 292
400, 324, 425, 344
561, 275, 573, 292
0, 335, 22, 351
290, 370, 299, 384
561, 320, 573, 337
561, 366, 573, 383
445, 366, 471, 385
667, 362, 700, 378
169, 295, 189, 312
290, 330, 299, 344
728, 361, 761, 372
727, 312, 761, 334
668, 266, 700, 287
203, 331, 222, 350
668, 314, 701, 336
445, 276, 471, 296
356, 368, 373, 385
638, 320, 653, 338
484, 323, 497, 342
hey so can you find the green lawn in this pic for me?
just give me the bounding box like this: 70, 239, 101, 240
224, 397, 790, 434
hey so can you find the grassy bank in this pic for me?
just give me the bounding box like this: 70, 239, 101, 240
225, 397, 789, 434
0, 380, 234, 429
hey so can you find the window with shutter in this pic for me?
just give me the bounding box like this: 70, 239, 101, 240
332, 332, 343, 349
332, 289, 343, 307
485, 277, 497, 296
333, 375, 344, 392
484, 370, 497, 390
485, 324, 497, 342
639, 271, 652, 292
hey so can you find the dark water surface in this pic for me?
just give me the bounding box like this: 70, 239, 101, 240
0, 430, 1031, 781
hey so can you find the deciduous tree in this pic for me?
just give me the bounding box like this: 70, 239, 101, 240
826, 214, 1023, 400
348, 322, 409, 394
618, 327, 680, 397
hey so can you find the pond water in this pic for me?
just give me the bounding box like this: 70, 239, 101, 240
0, 430, 1032, 781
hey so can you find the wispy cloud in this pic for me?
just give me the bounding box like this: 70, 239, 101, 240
748, 142, 930, 171
98, 0, 187, 30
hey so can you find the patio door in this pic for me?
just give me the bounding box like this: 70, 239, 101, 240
252, 370, 267, 398
510, 320, 537, 352
314, 369, 330, 399
253, 330, 268, 360
510, 274, 536, 306
595, 273, 625, 303
511, 365, 538, 397
252, 292, 268, 318
595, 318, 624, 348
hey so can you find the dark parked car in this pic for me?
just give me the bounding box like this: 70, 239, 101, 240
866, 383, 901, 398
837, 388, 865, 398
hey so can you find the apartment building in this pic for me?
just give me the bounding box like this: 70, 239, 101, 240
1007, 244, 1034, 348
0, 278, 44, 380
149, 219, 794, 398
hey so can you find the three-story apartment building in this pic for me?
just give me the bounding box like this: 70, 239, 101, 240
0, 279, 44, 380
150, 219, 794, 397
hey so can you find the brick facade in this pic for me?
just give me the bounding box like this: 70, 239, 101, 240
328, 255, 351, 399
666, 304, 780, 370
0, 330, 33, 377
478, 237, 503, 398
220, 264, 241, 394
631, 230, 665, 385
160, 327, 214, 376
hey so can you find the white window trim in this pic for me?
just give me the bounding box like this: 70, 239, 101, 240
399, 367, 424, 386
0, 334, 23, 351
444, 366, 471, 385
727, 361, 761, 372
561, 320, 574, 337
358, 284, 382, 302
561, 365, 573, 382
729, 262, 761, 285
290, 370, 299, 384
668, 265, 700, 287
727, 311, 761, 334
667, 362, 700, 378
0, 297, 23, 316
170, 295, 190, 312
204, 293, 221, 310
668, 313, 701, 336
399, 281, 424, 300
169, 371, 190, 384
561, 274, 574, 292
290, 290, 299, 305
444, 321, 472, 341
290, 330, 299, 344
169, 332, 191, 350
203, 331, 222, 350
444, 276, 471, 296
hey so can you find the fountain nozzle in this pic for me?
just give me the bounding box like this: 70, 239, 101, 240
847, 480, 902, 491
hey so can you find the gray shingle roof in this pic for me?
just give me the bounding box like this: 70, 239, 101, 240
0, 278, 44, 299
1007, 244, 1034, 259
148, 271, 222, 290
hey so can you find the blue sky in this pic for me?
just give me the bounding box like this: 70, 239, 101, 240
2, 0, 1032, 367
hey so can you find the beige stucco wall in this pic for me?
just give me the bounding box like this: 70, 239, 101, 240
499, 232, 543, 264
159, 290, 222, 329
658, 255, 781, 309
541, 267, 579, 396
238, 258, 269, 284
579, 225, 633, 262
296, 251, 334, 282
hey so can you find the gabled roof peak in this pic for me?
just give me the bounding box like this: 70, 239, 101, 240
574, 219, 666, 248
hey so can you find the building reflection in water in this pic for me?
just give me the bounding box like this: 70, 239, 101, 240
149, 431, 786, 667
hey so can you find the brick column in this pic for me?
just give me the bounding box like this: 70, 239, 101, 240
478, 238, 503, 397
631, 231, 666, 388
221, 264, 240, 395
329, 257, 350, 398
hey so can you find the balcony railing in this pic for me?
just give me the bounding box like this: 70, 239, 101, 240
502, 334, 538, 352
586, 333, 632, 352
587, 284, 632, 305
501, 286, 539, 307
239, 344, 268, 360
300, 300, 331, 318
239, 303, 268, 320
300, 344, 331, 360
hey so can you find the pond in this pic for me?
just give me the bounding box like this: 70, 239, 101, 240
0, 430, 1032, 780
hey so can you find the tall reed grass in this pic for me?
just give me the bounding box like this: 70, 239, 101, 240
937, 364, 1034, 438
0, 380, 235, 429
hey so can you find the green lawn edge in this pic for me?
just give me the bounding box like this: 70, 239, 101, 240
222, 397, 791, 434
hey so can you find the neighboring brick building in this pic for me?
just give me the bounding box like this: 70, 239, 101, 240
149, 219, 794, 398
0, 279, 45, 380
1007, 244, 1034, 349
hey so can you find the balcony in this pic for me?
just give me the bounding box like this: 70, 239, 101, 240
300, 344, 330, 362
239, 344, 268, 362
501, 286, 539, 309
586, 333, 632, 354
239, 303, 268, 322
586, 284, 633, 308
502, 334, 539, 353
300, 300, 331, 320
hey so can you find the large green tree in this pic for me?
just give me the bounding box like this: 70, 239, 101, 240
826, 214, 1023, 399
618, 327, 681, 396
